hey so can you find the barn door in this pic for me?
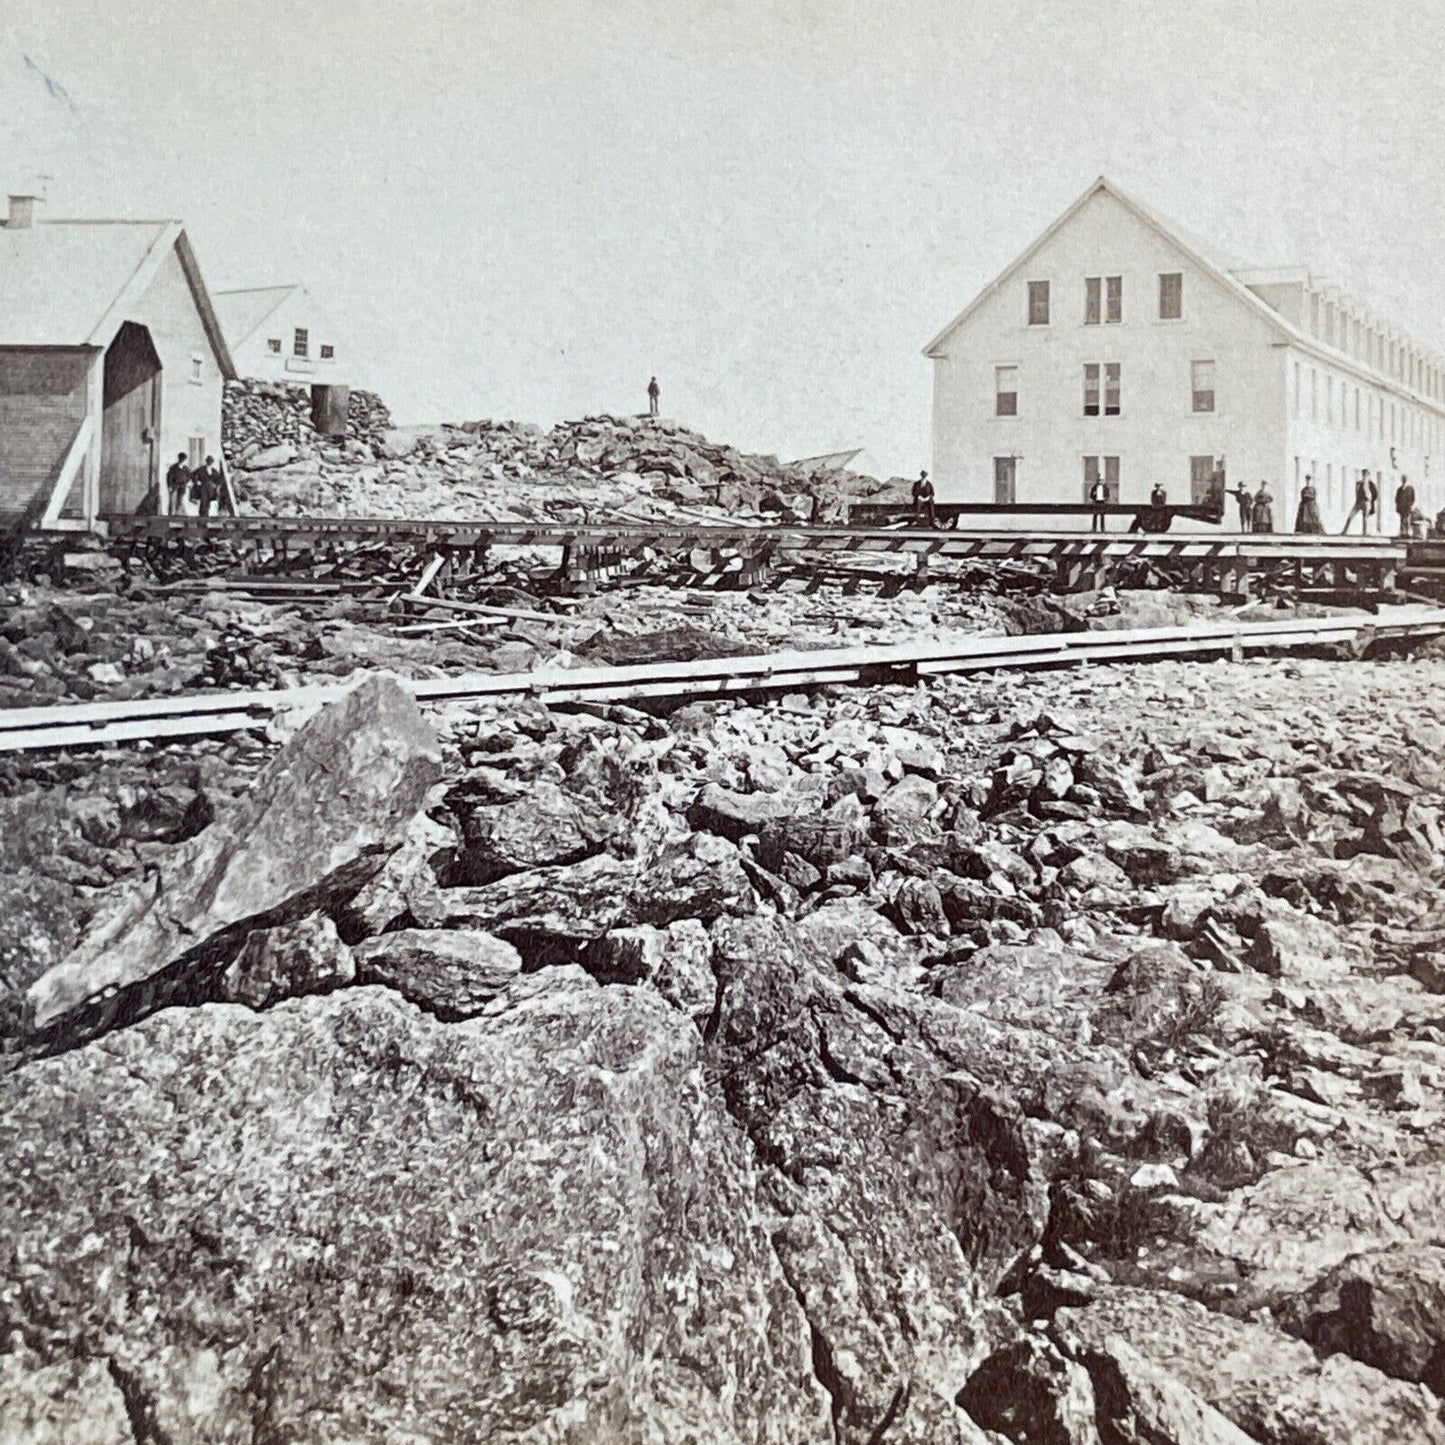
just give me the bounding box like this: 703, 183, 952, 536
100, 322, 161, 515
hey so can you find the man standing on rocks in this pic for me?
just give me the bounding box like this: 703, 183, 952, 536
165, 452, 190, 516
647, 376, 660, 418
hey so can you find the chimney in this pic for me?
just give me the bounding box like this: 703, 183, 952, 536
7, 195, 41, 230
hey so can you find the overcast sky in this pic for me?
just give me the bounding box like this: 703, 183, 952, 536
5, 0, 1445, 475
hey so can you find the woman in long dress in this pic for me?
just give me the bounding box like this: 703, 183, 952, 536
1294, 475, 1323, 533
1252, 482, 1275, 533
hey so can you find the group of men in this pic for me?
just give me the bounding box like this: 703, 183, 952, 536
162, 451, 233, 517
1336, 469, 1424, 538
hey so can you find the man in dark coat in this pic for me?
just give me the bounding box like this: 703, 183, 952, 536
1396, 476, 1417, 536
911, 470, 936, 528
1342, 471, 1372, 534
165, 453, 190, 516
192, 454, 224, 517
1088, 474, 1109, 532
647, 376, 660, 418
1229, 485, 1254, 531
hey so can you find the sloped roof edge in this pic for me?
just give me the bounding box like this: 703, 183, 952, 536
213, 283, 302, 348
81, 222, 237, 377
922, 176, 1296, 358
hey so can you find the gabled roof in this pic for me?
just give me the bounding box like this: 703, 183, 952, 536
213, 283, 301, 349
0, 217, 237, 376
921, 175, 1445, 413
923, 175, 1295, 358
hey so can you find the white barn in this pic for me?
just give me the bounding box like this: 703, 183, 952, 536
0, 192, 235, 525
925, 177, 1445, 532
214, 284, 349, 386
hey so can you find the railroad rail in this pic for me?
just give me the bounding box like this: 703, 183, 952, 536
4, 608, 1443, 754
99, 512, 1409, 596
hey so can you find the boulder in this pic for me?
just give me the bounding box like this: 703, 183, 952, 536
0, 985, 830, 1442
1273, 1244, 1445, 1392
26, 676, 443, 1036
352, 928, 523, 1019
452, 781, 611, 884
219, 914, 355, 1010
958, 1335, 1101, 1444
1056, 1287, 1445, 1445
1069, 1335, 1260, 1445
586, 919, 716, 1018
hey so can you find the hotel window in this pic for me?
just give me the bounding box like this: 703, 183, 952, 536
993, 456, 1017, 504
320, 344, 335, 360
1293, 362, 1300, 416
1325, 304, 1336, 347
1310, 368, 1318, 421
1106, 275, 1122, 322
1189, 455, 1217, 504
1083, 363, 1121, 416
294, 328, 309, 358
1355, 387, 1361, 430
1159, 272, 1183, 320
189, 353, 204, 385
1083, 455, 1120, 502
1191, 360, 1215, 413
1027, 280, 1050, 325
1310, 294, 1320, 336
995, 365, 1019, 416
1326, 376, 1333, 426
1085, 277, 1101, 325
267, 338, 282, 354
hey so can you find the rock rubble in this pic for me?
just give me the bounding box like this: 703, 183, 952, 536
3, 646, 1445, 1440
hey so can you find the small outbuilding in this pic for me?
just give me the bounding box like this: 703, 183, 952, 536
214, 283, 348, 387
0, 192, 236, 526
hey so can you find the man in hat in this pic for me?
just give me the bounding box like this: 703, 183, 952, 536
165, 452, 190, 516
647, 376, 660, 418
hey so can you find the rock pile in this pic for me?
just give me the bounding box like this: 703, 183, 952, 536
221, 378, 393, 458
228, 404, 896, 524
4, 648, 1445, 1439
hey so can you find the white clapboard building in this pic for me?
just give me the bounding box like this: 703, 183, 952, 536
925, 177, 1445, 531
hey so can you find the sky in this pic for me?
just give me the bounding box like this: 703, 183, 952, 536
5, 0, 1445, 477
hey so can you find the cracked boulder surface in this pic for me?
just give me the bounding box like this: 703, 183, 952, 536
5, 646, 1445, 1440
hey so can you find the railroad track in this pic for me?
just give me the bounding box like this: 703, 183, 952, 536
4, 609, 1443, 755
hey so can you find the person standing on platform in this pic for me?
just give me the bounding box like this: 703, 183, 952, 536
911, 470, 936, 528
1088, 473, 1109, 532
1342, 471, 1372, 534
1252, 481, 1275, 533
165, 452, 190, 516
193, 455, 220, 517
211, 455, 236, 516
1366, 472, 1380, 532
1294, 474, 1323, 533
1229, 484, 1254, 532
1396, 476, 1417, 536
647, 376, 660, 418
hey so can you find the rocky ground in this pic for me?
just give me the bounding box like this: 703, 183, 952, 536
2, 389, 1442, 1440
2, 631, 1445, 1441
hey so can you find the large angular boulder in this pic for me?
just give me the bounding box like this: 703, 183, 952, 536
26, 676, 443, 1035
0, 985, 830, 1442
352, 928, 523, 1019
1055, 1287, 1445, 1445
451, 781, 613, 884
1273, 1244, 1445, 1392
218, 914, 355, 1010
